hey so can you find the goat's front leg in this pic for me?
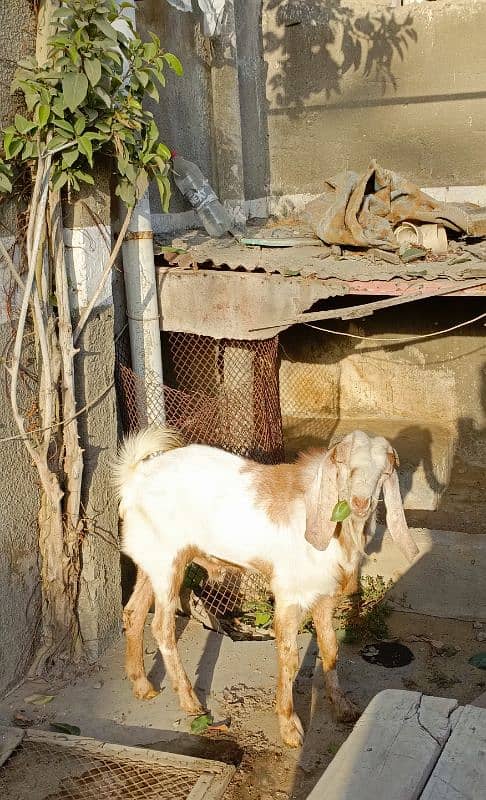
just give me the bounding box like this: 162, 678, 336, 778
312, 595, 359, 723
151, 559, 205, 716
123, 568, 158, 700
274, 601, 305, 748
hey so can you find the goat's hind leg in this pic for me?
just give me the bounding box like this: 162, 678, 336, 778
123, 568, 158, 700
150, 552, 204, 716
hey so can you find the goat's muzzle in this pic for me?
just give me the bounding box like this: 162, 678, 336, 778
351, 495, 371, 517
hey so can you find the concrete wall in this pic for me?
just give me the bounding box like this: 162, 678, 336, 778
280, 297, 486, 534
138, 0, 486, 230
0, 0, 40, 696
264, 0, 486, 199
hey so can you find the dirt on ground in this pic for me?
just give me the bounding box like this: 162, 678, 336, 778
1, 611, 484, 800
163, 612, 484, 800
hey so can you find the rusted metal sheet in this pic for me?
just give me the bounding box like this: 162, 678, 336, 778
156, 267, 486, 340
155, 229, 486, 282
156, 267, 348, 339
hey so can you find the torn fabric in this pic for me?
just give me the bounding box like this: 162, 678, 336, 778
165, 0, 192, 12
164, 0, 227, 37
303, 161, 486, 250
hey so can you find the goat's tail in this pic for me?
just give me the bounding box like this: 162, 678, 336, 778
113, 425, 183, 497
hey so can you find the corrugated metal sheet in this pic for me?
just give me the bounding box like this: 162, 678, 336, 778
155, 229, 486, 282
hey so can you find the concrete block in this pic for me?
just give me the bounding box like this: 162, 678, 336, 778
306, 690, 458, 800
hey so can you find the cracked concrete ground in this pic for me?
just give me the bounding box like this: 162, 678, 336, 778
0, 611, 483, 800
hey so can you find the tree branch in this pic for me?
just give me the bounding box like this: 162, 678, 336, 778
73, 205, 133, 344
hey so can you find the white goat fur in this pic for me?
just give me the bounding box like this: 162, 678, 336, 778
116, 426, 417, 748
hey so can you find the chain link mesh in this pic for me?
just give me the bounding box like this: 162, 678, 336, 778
115, 329, 282, 625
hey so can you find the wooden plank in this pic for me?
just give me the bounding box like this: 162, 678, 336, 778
306, 690, 458, 800
420, 704, 486, 799
18, 728, 232, 776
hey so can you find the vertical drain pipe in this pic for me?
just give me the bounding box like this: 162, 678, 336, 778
116, 3, 165, 425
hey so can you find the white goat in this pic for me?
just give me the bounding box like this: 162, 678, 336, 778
115, 427, 418, 747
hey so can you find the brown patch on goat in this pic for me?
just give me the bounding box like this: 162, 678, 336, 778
248, 557, 274, 580
242, 448, 326, 527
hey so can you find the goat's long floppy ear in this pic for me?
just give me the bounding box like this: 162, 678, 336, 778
383, 464, 419, 563
305, 450, 339, 551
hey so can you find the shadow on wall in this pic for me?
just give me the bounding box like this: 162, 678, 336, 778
264, 0, 417, 113
279, 296, 486, 534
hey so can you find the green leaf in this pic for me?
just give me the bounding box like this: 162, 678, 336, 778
157, 142, 172, 160
77, 134, 93, 166
0, 171, 12, 193
51, 7, 74, 20
22, 141, 34, 159
94, 15, 117, 41
14, 114, 37, 134
255, 611, 272, 627
164, 52, 183, 76
50, 723, 81, 736
190, 713, 213, 735
145, 81, 160, 102
115, 179, 136, 207
74, 117, 86, 136
155, 174, 171, 213
74, 169, 95, 186
48, 134, 71, 152
22, 86, 40, 113
62, 148, 79, 168
53, 118, 74, 134
84, 58, 102, 87
5, 137, 24, 160
331, 500, 352, 523
94, 86, 111, 107
25, 694, 55, 705
134, 69, 149, 88
51, 171, 68, 192
37, 103, 51, 128
62, 72, 89, 112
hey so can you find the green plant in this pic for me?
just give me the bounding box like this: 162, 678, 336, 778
336, 575, 393, 643
240, 599, 274, 630
1, 0, 180, 207
0, 0, 180, 674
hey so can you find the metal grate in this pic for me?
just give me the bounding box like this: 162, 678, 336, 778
0, 728, 234, 800
115, 329, 282, 625
115, 330, 284, 464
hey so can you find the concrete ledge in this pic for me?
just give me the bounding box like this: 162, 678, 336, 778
306, 690, 458, 800
364, 528, 486, 622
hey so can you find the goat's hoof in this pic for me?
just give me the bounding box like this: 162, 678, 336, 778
334, 694, 360, 723
279, 713, 304, 748
181, 697, 205, 716
133, 679, 159, 700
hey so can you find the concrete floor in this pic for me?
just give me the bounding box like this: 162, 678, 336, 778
1, 606, 484, 800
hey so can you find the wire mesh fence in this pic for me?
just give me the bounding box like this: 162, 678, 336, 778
0, 728, 233, 800
115, 329, 282, 627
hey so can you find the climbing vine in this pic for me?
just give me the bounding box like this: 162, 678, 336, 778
0, 0, 180, 674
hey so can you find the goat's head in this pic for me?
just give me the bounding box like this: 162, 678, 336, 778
305, 430, 418, 562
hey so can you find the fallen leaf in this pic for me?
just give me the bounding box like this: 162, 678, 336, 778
24, 694, 55, 705
50, 723, 81, 736
190, 713, 213, 734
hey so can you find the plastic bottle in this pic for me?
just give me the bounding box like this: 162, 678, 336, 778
171, 153, 234, 238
